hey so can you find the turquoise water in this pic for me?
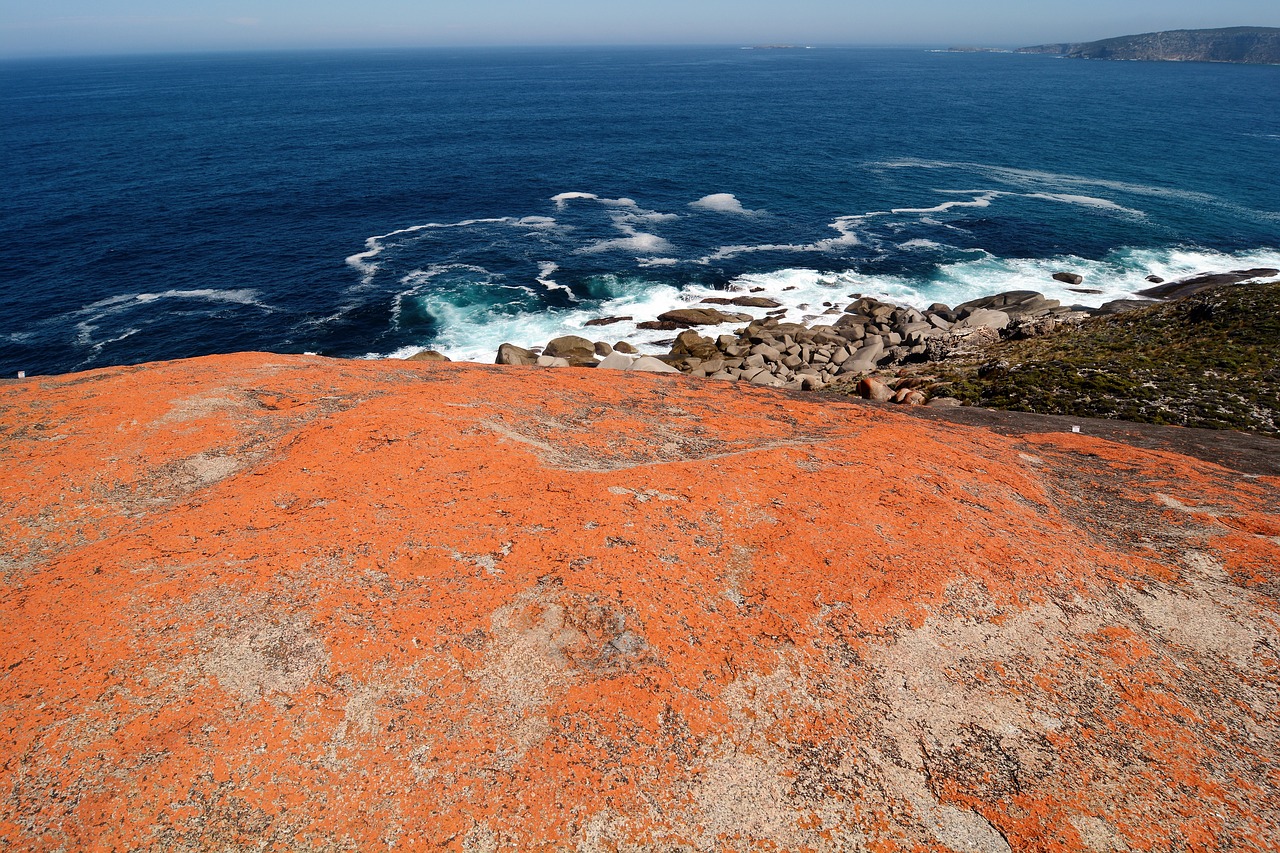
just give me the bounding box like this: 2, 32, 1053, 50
2, 47, 1278, 374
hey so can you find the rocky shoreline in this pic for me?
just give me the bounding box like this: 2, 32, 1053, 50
424, 266, 1278, 413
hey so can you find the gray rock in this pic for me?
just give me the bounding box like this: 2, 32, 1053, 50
699, 295, 783, 308
1137, 268, 1278, 299
657, 307, 753, 326
751, 343, 782, 362
406, 349, 451, 362
536, 355, 571, 368
926, 396, 963, 408
854, 338, 884, 363
613, 341, 639, 354
544, 335, 599, 365
594, 341, 613, 356
496, 343, 538, 366
1093, 299, 1159, 315
1052, 272, 1084, 285
956, 308, 1011, 332
627, 356, 682, 374
596, 352, 636, 370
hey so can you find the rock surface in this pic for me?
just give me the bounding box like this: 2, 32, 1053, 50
6, 354, 1276, 850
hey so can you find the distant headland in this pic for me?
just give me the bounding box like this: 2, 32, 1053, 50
1018, 26, 1280, 65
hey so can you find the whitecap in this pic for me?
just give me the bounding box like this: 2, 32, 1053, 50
889, 192, 997, 215
535, 261, 577, 299
689, 193, 763, 216
578, 232, 675, 255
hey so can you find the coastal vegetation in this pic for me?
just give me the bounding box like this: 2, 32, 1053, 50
916, 282, 1280, 434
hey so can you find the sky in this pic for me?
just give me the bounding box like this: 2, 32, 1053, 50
2, 0, 1278, 59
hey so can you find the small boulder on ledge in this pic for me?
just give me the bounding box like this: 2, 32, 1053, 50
405, 349, 451, 362
496, 343, 538, 366
543, 335, 599, 366
856, 377, 894, 402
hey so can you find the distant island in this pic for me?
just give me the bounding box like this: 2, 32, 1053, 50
1019, 26, 1280, 64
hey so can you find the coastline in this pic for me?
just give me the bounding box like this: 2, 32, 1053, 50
438, 267, 1280, 436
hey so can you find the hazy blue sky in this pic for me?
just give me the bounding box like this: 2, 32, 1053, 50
3, 1, 1278, 58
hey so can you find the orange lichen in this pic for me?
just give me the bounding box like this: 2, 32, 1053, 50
1, 353, 1277, 850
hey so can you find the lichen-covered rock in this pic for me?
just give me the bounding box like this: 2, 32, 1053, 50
2, 353, 1277, 851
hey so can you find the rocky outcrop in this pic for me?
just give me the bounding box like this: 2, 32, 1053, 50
2, 353, 1277, 849
1137, 267, 1279, 299
653, 291, 1085, 396
656, 307, 754, 326
1019, 27, 1280, 64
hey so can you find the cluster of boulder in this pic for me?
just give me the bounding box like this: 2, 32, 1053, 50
488, 287, 1093, 403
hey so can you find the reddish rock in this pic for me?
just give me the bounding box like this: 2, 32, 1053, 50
1, 353, 1277, 850
857, 376, 894, 401
893, 388, 927, 405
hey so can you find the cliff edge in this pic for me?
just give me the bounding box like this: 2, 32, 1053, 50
1019, 27, 1280, 64
2, 354, 1277, 850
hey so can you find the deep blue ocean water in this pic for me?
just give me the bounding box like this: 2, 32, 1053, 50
2, 46, 1278, 375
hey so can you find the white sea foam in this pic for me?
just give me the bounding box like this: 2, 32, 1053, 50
78, 288, 268, 313
579, 232, 675, 255
73, 290, 267, 351
689, 193, 762, 216
873, 158, 1279, 220
552, 192, 601, 208
393, 246, 1280, 365
535, 261, 577, 298
889, 192, 997, 215
346, 216, 563, 289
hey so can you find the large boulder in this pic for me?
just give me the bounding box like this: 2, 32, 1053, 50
856, 377, 894, 402
496, 342, 538, 366
670, 330, 720, 361
1052, 272, 1084, 285
596, 352, 636, 370
627, 356, 682, 374
955, 308, 1011, 332
543, 335, 598, 366
656, 308, 753, 326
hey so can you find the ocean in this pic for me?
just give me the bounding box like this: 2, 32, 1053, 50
2, 46, 1278, 376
